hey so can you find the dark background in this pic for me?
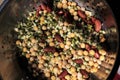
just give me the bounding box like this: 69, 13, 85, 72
106, 0, 120, 80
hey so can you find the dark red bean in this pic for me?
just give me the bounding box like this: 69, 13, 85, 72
78, 10, 87, 19
43, 46, 56, 53
46, 6, 52, 12
85, 44, 91, 51
73, 59, 83, 64
91, 17, 102, 32
54, 33, 64, 42
58, 69, 68, 79
41, 4, 47, 10
80, 69, 89, 79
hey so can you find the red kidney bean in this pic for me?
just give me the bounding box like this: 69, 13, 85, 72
78, 10, 87, 19
54, 33, 64, 42
41, 4, 47, 10
43, 46, 56, 53
46, 6, 52, 12
58, 10, 64, 15
91, 17, 102, 32
80, 69, 89, 79
73, 59, 83, 64
85, 44, 91, 51
58, 69, 68, 79
94, 52, 100, 59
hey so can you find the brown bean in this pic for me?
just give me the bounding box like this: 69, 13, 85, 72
73, 59, 83, 64
85, 44, 91, 51
78, 10, 87, 19
58, 69, 68, 79
43, 46, 56, 53
80, 69, 89, 79
54, 33, 64, 42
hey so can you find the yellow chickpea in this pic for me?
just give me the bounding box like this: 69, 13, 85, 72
99, 49, 106, 55
83, 50, 88, 56
31, 38, 36, 43
33, 26, 38, 31
81, 65, 86, 69
70, 66, 76, 72
52, 30, 56, 34
77, 50, 83, 55
84, 56, 90, 61
62, 0, 67, 4
49, 38, 53, 42
49, 42, 55, 46
65, 75, 71, 80
42, 26, 47, 30
16, 40, 21, 45
66, 41, 71, 46
77, 6, 81, 10
64, 21, 69, 26
91, 67, 98, 73
42, 55, 47, 60
69, 8, 75, 14
80, 43, 85, 48
51, 76, 56, 80
66, 64, 71, 69
63, 3, 68, 9
23, 47, 27, 52
71, 76, 77, 80
73, 11, 77, 16
74, 15, 79, 20
100, 55, 105, 61
38, 63, 43, 69
71, 49, 76, 54
70, 33, 75, 38
54, 52, 59, 57
30, 57, 34, 62
39, 43, 45, 47
89, 50, 95, 56
46, 31, 51, 36
94, 63, 99, 67
45, 72, 50, 77
57, 2, 63, 8
26, 53, 30, 58
53, 67, 59, 74
68, 1, 72, 6
31, 51, 36, 56
59, 30, 64, 34
60, 43, 65, 48
71, 2, 77, 6
88, 61, 94, 66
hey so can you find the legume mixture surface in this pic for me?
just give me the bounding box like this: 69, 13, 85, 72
14, 0, 107, 80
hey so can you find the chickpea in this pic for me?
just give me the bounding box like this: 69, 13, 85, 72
65, 45, 70, 49
33, 26, 38, 31
94, 63, 99, 67
88, 61, 94, 66
59, 30, 64, 34
64, 21, 69, 26
33, 45, 38, 51
39, 43, 45, 47
81, 65, 86, 69
70, 66, 76, 72
61, 54, 65, 60
68, 1, 72, 6
31, 51, 36, 56
51, 76, 56, 80
73, 11, 77, 16
42, 26, 47, 30
72, 72, 77, 77
45, 72, 50, 77
46, 31, 51, 36
84, 56, 89, 61
99, 49, 106, 55
23, 47, 27, 52
26, 53, 30, 58
38, 63, 43, 69
100, 55, 105, 61
31, 38, 36, 44
77, 6, 81, 10
91, 67, 98, 73
71, 2, 77, 6
53, 67, 59, 74
66, 64, 71, 69
71, 49, 76, 54
65, 75, 71, 80
89, 50, 95, 56
49, 38, 53, 42
42, 55, 47, 60
54, 52, 59, 57
60, 43, 65, 48
49, 42, 55, 46
39, 59, 44, 64
16, 40, 21, 45
71, 76, 77, 80
22, 42, 26, 47
77, 50, 83, 56
52, 30, 56, 34
74, 16, 79, 20
80, 43, 85, 48
29, 57, 34, 62
63, 3, 68, 9
69, 8, 75, 14
66, 41, 71, 46
69, 33, 75, 38
83, 50, 88, 56
62, 0, 67, 4
57, 2, 63, 8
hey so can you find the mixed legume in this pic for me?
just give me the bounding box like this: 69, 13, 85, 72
14, 0, 107, 80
